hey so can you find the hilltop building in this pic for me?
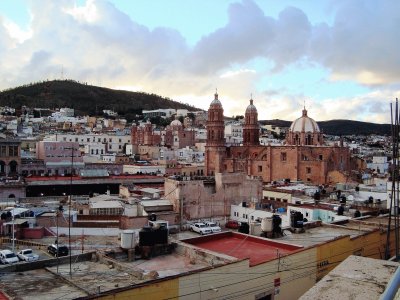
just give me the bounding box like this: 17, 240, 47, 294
205, 93, 353, 185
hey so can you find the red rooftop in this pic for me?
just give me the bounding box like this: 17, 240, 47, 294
183, 231, 303, 266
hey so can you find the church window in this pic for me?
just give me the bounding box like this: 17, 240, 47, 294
281, 152, 287, 161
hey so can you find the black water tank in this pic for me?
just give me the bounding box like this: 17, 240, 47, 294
139, 226, 155, 247
238, 222, 249, 234
272, 215, 282, 233
153, 227, 168, 244
290, 211, 304, 228
338, 205, 344, 216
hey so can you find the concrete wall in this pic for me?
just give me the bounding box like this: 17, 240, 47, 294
164, 173, 262, 220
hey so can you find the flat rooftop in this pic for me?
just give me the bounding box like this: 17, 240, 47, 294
183, 231, 303, 266
300, 255, 399, 300
276, 224, 369, 247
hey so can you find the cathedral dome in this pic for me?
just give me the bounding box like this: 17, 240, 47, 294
170, 118, 182, 127
289, 108, 320, 133
210, 92, 222, 107
245, 99, 257, 114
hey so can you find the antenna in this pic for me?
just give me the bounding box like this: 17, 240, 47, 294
61, 65, 64, 80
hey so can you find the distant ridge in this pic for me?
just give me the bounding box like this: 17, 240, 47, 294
260, 119, 391, 136
0, 80, 391, 135
0, 79, 198, 120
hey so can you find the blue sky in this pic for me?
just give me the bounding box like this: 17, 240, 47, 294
0, 0, 399, 123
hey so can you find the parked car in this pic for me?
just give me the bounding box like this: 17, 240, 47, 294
47, 244, 69, 257
204, 221, 222, 233
225, 220, 240, 229
17, 249, 39, 262
190, 222, 212, 235
0, 250, 19, 264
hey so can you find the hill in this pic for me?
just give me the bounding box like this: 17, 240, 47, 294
0, 80, 198, 120
260, 119, 391, 136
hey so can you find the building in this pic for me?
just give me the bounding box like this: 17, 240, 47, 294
36, 141, 84, 176
300, 255, 399, 300
0, 138, 21, 176
164, 173, 262, 220
205, 93, 353, 185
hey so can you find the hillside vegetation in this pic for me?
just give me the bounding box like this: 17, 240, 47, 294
260, 119, 391, 136
0, 79, 197, 121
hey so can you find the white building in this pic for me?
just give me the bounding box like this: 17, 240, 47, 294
142, 109, 176, 119
367, 156, 389, 174
176, 109, 189, 117
84, 143, 107, 158
54, 133, 131, 153
225, 122, 243, 139
123, 164, 166, 175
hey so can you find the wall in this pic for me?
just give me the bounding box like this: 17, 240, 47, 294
22, 227, 45, 239
164, 173, 262, 220
92, 247, 316, 300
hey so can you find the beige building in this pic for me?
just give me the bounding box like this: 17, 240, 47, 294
164, 172, 262, 220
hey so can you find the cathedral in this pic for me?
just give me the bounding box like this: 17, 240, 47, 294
205, 93, 352, 185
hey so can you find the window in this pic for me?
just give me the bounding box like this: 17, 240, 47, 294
75, 138, 78, 142
0, 146, 6, 156
319, 154, 323, 160
306, 167, 311, 174
281, 152, 287, 161
87, 138, 90, 142
258, 165, 262, 172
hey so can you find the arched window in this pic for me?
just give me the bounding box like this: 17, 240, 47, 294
9, 160, 18, 175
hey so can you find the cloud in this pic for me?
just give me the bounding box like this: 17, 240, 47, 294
0, 0, 398, 124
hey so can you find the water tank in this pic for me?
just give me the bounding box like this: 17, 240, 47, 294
261, 217, 273, 233
139, 226, 155, 247
121, 230, 136, 249
290, 211, 304, 228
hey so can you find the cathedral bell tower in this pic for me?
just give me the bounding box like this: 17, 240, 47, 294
205, 92, 226, 175
243, 98, 259, 146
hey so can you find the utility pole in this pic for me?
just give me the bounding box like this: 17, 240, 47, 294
180, 195, 185, 231
11, 210, 15, 252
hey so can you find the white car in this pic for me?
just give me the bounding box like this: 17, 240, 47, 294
190, 222, 212, 235
17, 249, 39, 262
0, 250, 19, 264
204, 221, 222, 233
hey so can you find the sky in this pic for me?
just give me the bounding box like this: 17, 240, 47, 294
0, 0, 399, 123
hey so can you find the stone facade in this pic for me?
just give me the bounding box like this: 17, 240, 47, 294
205, 94, 353, 185
0, 138, 21, 176
164, 173, 262, 220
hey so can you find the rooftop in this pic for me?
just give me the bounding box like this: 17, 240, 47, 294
183, 231, 303, 266
300, 255, 399, 300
